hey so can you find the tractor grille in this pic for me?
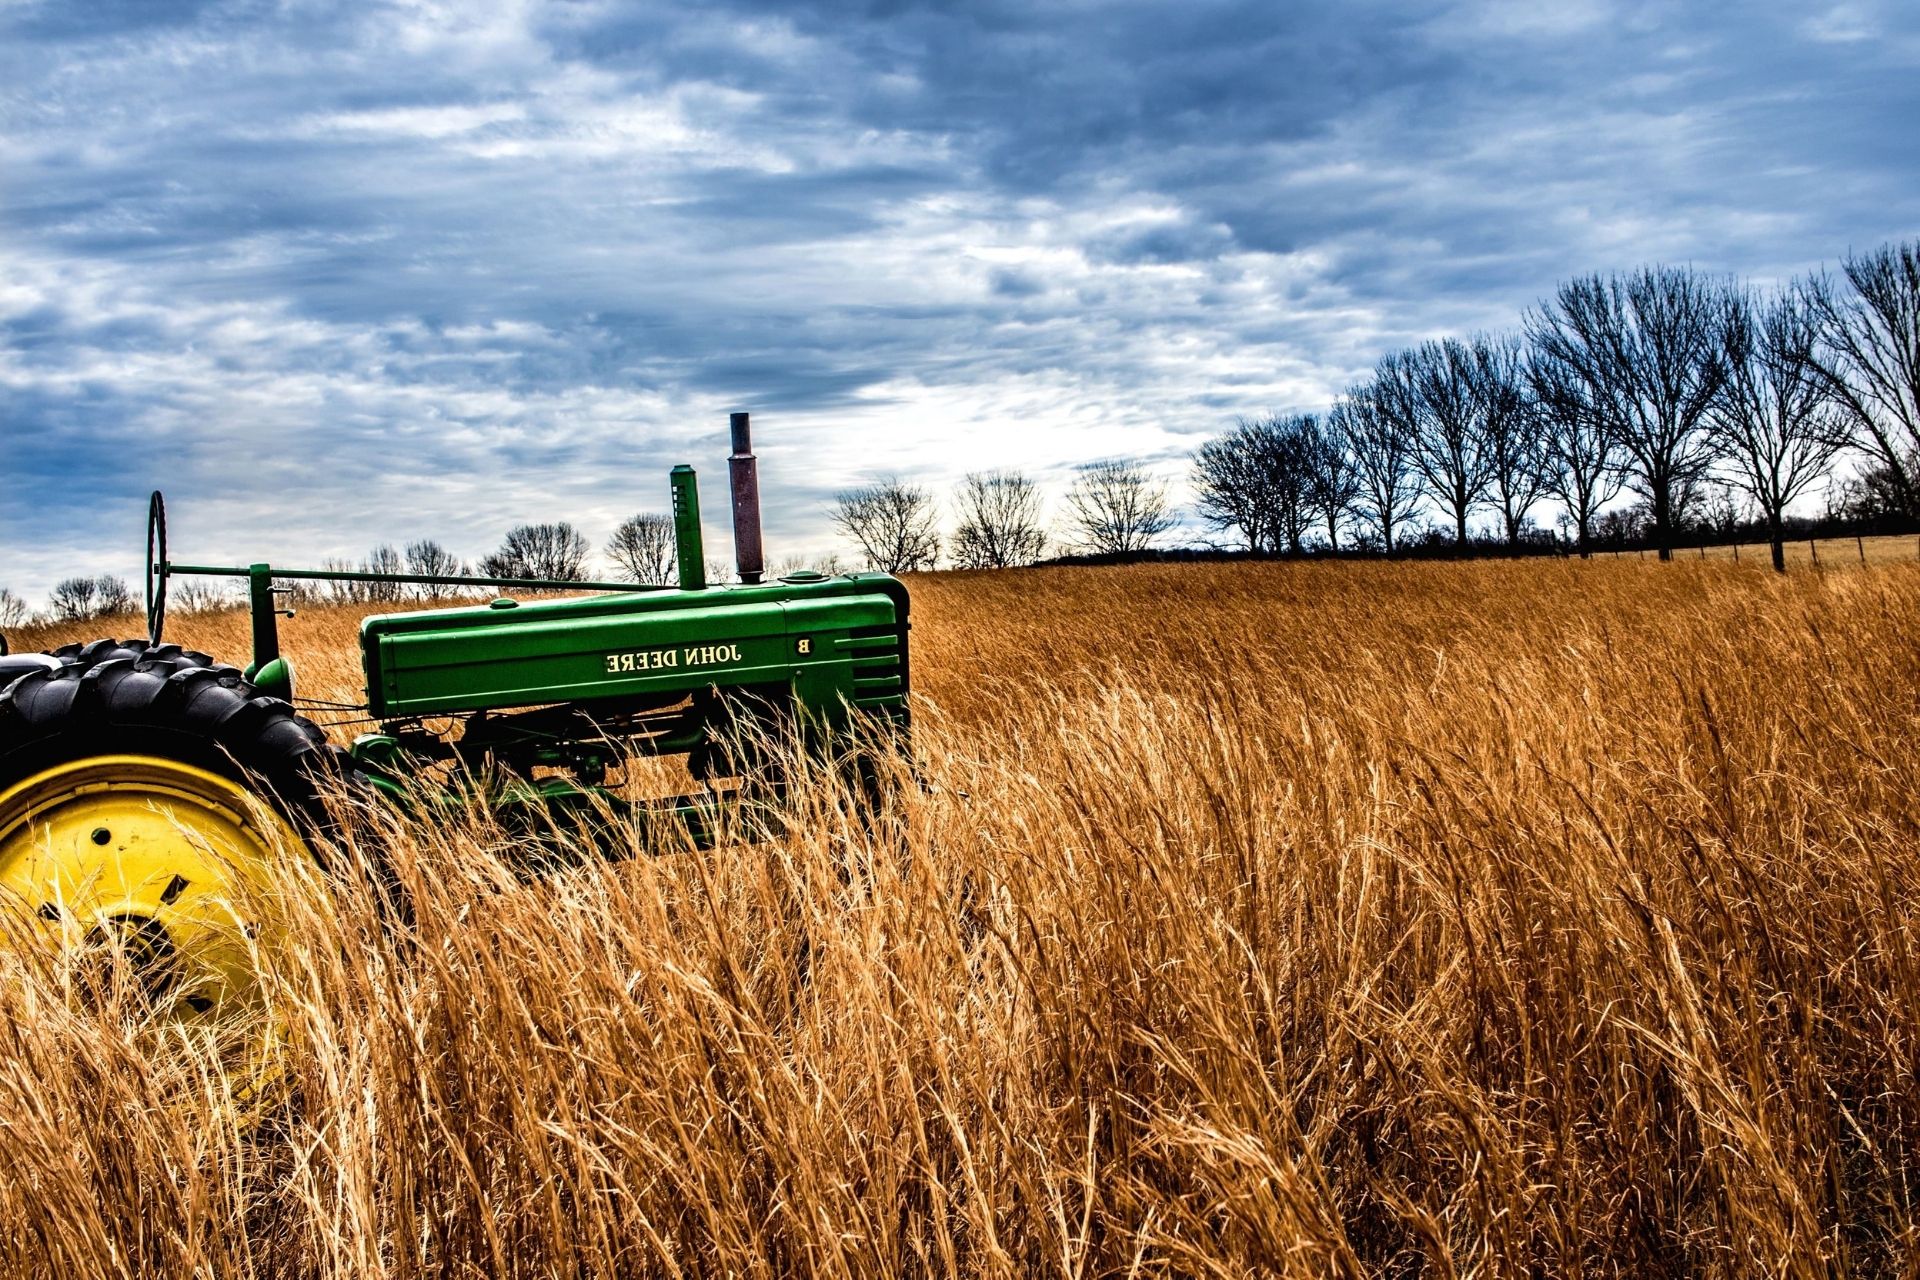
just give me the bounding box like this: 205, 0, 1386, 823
837, 621, 909, 718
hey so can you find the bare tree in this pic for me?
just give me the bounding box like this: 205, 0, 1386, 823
1063, 459, 1175, 556
48, 575, 133, 621
1826, 460, 1909, 524
1195, 422, 1278, 553
1528, 266, 1729, 560
1698, 481, 1751, 539
951, 470, 1048, 568
96, 576, 136, 616
1802, 240, 1920, 515
1333, 386, 1420, 553
321, 558, 370, 605
773, 552, 846, 578
171, 579, 234, 615
1472, 334, 1547, 544
0, 588, 28, 628
1666, 473, 1720, 534
1261, 416, 1317, 555
1192, 416, 1315, 555
1711, 288, 1847, 573
48, 578, 99, 621
832, 479, 941, 573
1529, 341, 1628, 558
404, 539, 467, 598
1378, 341, 1495, 548
1304, 415, 1360, 551
406, 539, 463, 579
361, 544, 406, 604
606, 513, 677, 584
481, 523, 592, 582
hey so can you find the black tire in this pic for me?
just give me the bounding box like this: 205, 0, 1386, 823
0, 640, 390, 1119
0, 638, 350, 847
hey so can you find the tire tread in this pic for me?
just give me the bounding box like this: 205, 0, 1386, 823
0, 639, 349, 839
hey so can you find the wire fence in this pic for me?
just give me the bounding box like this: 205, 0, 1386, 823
1603, 533, 1920, 566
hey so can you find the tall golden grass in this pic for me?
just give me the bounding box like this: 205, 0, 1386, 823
4, 557, 1919, 1277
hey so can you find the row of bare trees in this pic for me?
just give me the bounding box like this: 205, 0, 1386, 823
321, 522, 653, 602
2, 522, 654, 626
43, 576, 135, 623
830, 461, 1179, 573
0, 576, 150, 626
1195, 242, 1920, 573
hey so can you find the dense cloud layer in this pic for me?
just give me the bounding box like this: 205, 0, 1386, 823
2, 0, 1915, 596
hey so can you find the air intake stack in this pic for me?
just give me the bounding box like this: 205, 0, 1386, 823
728, 411, 765, 584
670, 465, 706, 591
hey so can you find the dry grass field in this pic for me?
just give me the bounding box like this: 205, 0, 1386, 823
4, 555, 1920, 1278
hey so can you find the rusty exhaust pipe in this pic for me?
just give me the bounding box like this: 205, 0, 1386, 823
728, 411, 765, 584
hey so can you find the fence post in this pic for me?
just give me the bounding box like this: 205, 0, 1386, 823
1810, 538, 1819, 566
1858, 535, 1866, 563
1733, 543, 1739, 563
1698, 543, 1705, 560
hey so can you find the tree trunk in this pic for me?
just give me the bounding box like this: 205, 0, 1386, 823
1890, 457, 1918, 520
1652, 476, 1673, 562
1455, 503, 1469, 553
1768, 511, 1786, 574
1326, 512, 1339, 553
1577, 515, 1592, 560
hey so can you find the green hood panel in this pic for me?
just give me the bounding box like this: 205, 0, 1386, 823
360, 573, 908, 720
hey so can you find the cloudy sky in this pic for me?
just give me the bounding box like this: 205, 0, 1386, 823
2, 0, 1916, 600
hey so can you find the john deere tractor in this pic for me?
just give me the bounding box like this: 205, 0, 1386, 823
0, 413, 909, 1052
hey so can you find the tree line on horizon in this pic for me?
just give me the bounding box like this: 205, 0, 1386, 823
835, 240, 1920, 577
0, 459, 1173, 626
1190, 240, 1920, 573
833, 238, 1920, 577
0, 518, 688, 627
0, 460, 1178, 625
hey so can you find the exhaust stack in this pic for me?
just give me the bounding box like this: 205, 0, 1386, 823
728, 411, 765, 584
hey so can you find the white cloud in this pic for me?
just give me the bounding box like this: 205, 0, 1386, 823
292, 102, 529, 140
1801, 3, 1879, 43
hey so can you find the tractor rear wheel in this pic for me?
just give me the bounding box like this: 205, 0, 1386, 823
0, 640, 351, 1105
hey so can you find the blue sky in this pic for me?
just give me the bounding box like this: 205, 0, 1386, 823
2, 0, 1916, 599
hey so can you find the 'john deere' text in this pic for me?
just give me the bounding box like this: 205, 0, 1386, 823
604, 643, 743, 675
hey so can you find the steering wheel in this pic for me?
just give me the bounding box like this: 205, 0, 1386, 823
146, 490, 168, 646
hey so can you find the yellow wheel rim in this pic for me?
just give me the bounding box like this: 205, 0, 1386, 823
0, 754, 307, 1099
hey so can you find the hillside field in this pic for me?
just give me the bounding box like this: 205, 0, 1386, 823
4, 556, 1920, 1278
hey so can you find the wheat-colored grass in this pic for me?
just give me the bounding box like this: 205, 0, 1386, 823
4, 556, 1919, 1277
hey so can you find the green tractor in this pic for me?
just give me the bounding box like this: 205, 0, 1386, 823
0, 413, 910, 1060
